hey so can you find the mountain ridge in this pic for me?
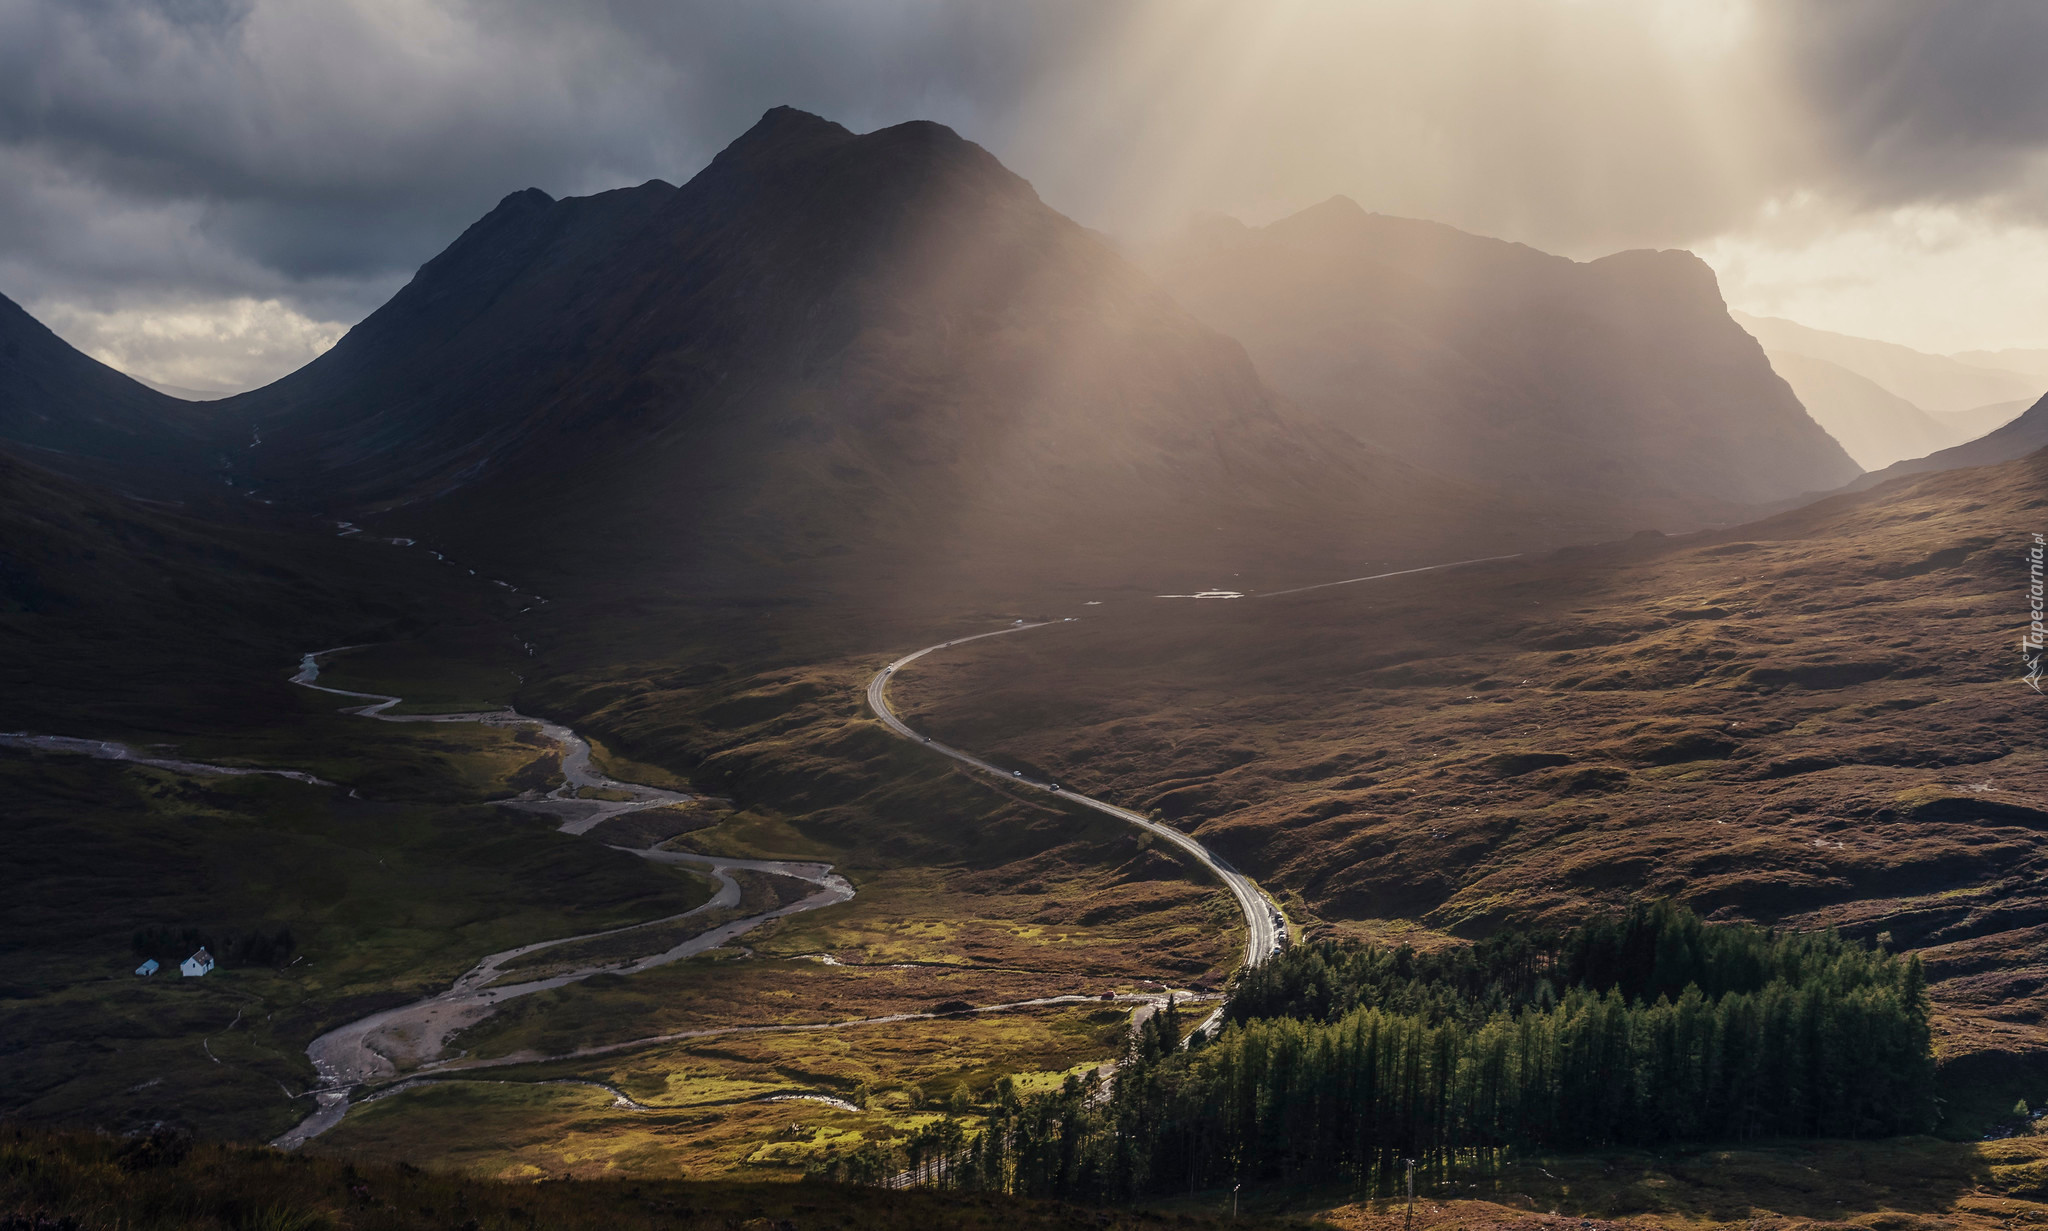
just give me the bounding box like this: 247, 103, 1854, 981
204, 110, 1565, 602
1145, 198, 1862, 518
0, 290, 216, 490
1735, 311, 2043, 416
1853, 394, 2048, 488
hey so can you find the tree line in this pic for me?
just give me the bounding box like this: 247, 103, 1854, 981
837, 902, 1934, 1200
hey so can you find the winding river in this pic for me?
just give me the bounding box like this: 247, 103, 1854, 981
271, 649, 854, 1148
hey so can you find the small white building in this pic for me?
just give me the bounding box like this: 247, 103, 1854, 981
135, 958, 159, 977
180, 948, 214, 978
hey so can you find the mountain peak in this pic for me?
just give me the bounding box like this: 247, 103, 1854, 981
715, 106, 856, 168
496, 187, 554, 210
1301, 195, 1368, 219
1585, 247, 1723, 303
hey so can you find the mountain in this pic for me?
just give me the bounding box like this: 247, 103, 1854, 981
1763, 350, 1961, 469
136, 375, 232, 402
1146, 201, 1861, 517
1936, 397, 2033, 441
1952, 346, 2048, 380
1854, 394, 2048, 488
1735, 312, 2043, 415
216, 110, 1558, 601
0, 291, 215, 488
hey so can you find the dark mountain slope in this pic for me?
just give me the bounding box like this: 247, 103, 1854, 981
221, 178, 678, 493
1146, 200, 1862, 519
1853, 395, 2048, 488
0, 448, 479, 735
0, 291, 215, 488
224, 109, 1558, 601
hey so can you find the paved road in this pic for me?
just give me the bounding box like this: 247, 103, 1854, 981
865, 625, 1285, 979
1250, 553, 1523, 599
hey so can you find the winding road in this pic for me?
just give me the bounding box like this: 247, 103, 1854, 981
866, 626, 1285, 977
859, 552, 1524, 1001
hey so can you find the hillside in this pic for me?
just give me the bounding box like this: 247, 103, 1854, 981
0, 1127, 1310, 1230
1145, 201, 1861, 518
1936, 397, 2033, 441
0, 291, 215, 490
1765, 349, 1960, 468
1955, 346, 2048, 380
0, 448, 496, 735
217, 109, 1553, 607
1856, 396, 2048, 487
891, 447, 2048, 1086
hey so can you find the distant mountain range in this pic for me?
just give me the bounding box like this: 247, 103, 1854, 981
1854, 390, 2048, 489
1735, 311, 2042, 470
1735, 312, 2043, 416
1762, 350, 1960, 471
1146, 200, 1862, 516
1, 106, 2044, 614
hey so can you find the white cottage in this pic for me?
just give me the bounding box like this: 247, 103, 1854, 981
180, 948, 214, 977
134, 958, 159, 977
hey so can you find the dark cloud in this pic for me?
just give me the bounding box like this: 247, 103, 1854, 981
1771, 0, 2048, 211
0, 0, 1111, 321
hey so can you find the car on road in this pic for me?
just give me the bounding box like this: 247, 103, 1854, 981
1012, 770, 1022, 777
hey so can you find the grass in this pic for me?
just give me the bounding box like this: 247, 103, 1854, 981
12, 1124, 2048, 1230
25, 448, 2038, 1222
1288, 1132, 2048, 1230
304, 638, 528, 716
4, 598, 1245, 1165
321, 1004, 1136, 1178
444, 856, 1232, 1068
885, 451, 2048, 1123
0, 734, 713, 1141
1, 1125, 1308, 1230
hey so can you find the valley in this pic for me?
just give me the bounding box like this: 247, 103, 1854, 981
4, 92, 2048, 1231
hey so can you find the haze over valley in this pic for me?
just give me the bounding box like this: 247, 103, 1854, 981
4, 5, 2048, 1229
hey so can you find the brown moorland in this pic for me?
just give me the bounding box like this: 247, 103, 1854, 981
886, 450, 2048, 1117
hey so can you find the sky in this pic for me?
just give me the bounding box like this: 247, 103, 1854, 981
7, 0, 2048, 393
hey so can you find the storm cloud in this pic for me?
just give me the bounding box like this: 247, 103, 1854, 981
7, 0, 2048, 389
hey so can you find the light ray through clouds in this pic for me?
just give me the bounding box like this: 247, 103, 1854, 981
6, 0, 2048, 391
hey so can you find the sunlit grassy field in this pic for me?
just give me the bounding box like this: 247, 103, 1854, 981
319, 1004, 1131, 1178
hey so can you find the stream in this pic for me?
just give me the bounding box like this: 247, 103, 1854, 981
270, 649, 854, 1148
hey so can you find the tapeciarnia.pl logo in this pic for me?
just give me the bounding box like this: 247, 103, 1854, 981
2027, 533, 2045, 694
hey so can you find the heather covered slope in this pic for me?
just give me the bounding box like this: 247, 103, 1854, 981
218, 109, 1561, 604
1146, 200, 1862, 518
893, 447, 2048, 1076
